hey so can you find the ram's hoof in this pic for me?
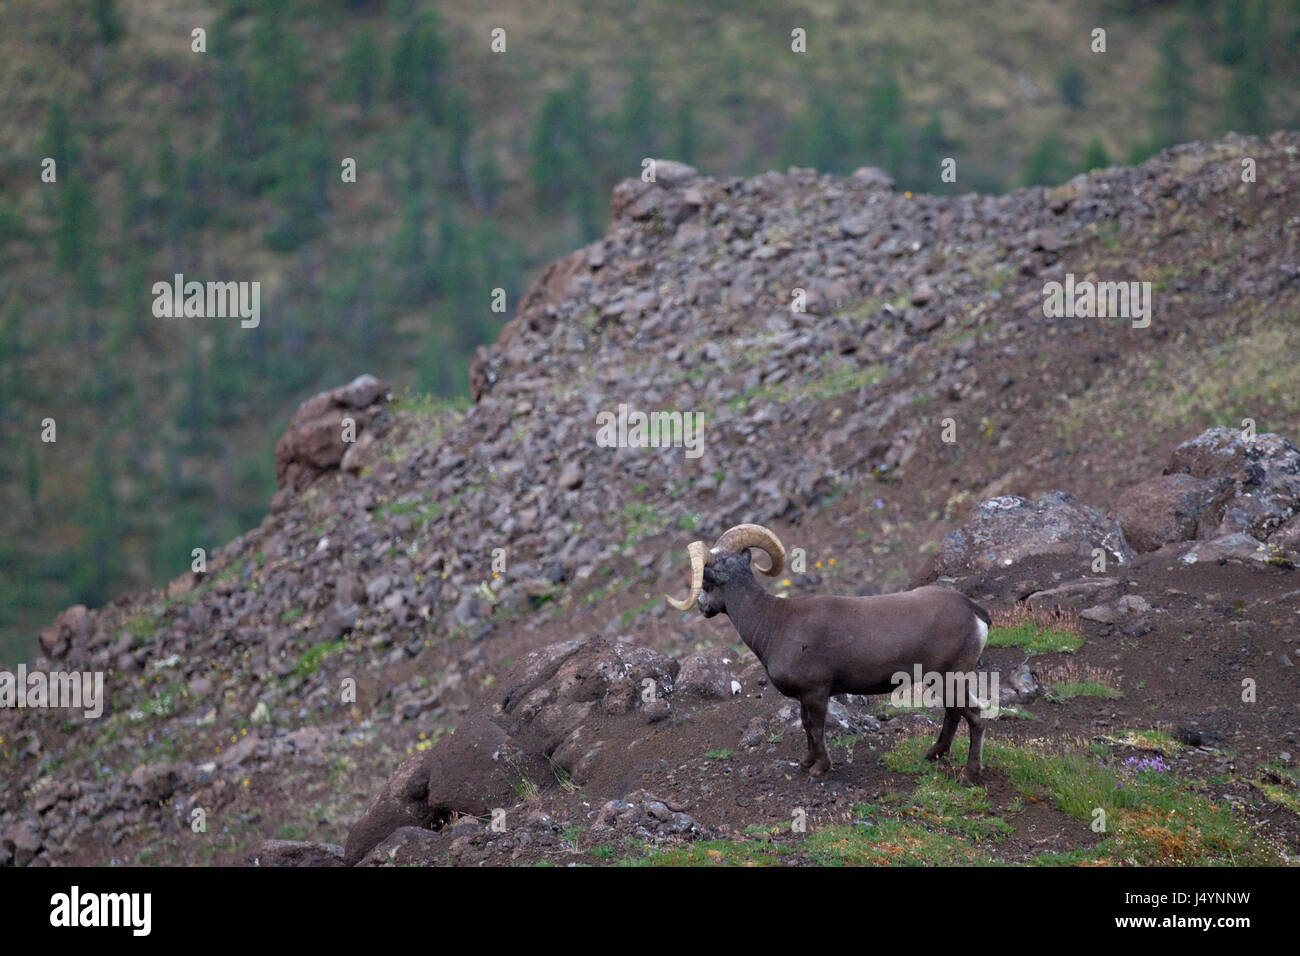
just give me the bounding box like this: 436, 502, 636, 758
808, 760, 832, 778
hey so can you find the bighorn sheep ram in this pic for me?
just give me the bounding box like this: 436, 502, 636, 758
666, 524, 991, 779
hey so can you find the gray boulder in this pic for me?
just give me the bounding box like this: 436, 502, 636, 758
1115, 473, 1225, 552
1164, 427, 1300, 541
675, 650, 742, 700
918, 491, 1136, 582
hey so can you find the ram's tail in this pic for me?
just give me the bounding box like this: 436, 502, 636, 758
960, 593, 991, 627
962, 593, 992, 674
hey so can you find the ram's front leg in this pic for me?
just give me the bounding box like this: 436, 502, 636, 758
801, 691, 832, 777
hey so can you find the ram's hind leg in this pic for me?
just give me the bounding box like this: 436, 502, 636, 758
798, 700, 818, 770
802, 692, 832, 778
925, 706, 961, 762
961, 706, 985, 781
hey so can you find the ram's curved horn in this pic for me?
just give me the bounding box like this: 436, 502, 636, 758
665, 540, 712, 610
714, 523, 785, 577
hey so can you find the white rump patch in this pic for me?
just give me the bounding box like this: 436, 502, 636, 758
975, 617, 989, 656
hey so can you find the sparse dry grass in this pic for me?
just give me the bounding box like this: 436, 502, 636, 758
1039, 660, 1124, 700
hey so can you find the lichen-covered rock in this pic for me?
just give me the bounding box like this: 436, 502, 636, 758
1269, 514, 1300, 562
674, 650, 742, 700
917, 492, 1136, 583
1177, 532, 1271, 566
1165, 426, 1256, 480
1164, 427, 1300, 540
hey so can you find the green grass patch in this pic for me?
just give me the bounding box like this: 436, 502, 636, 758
1262, 758, 1300, 785
1257, 759, 1300, 813
292, 639, 346, 679
987, 621, 1084, 654
374, 494, 441, 530
621, 501, 663, 549
997, 740, 1277, 864
123, 612, 159, 646
805, 363, 889, 402
883, 735, 945, 775
803, 819, 985, 866
878, 777, 1013, 842
622, 839, 786, 867
619, 595, 661, 629
727, 361, 888, 412
128, 686, 179, 722
885, 735, 1283, 865
999, 706, 1038, 720
1258, 783, 1300, 814
390, 391, 470, 417
1058, 313, 1300, 446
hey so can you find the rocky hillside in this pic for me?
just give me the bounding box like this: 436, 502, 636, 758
2, 132, 1299, 866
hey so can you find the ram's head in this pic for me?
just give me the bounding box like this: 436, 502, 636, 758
665, 523, 786, 614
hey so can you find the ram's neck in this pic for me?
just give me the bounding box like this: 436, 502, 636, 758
726, 583, 780, 664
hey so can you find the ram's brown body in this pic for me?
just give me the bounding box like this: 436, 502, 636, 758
747, 587, 988, 699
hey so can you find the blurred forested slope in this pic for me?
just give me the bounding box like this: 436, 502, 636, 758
0, 0, 1296, 663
